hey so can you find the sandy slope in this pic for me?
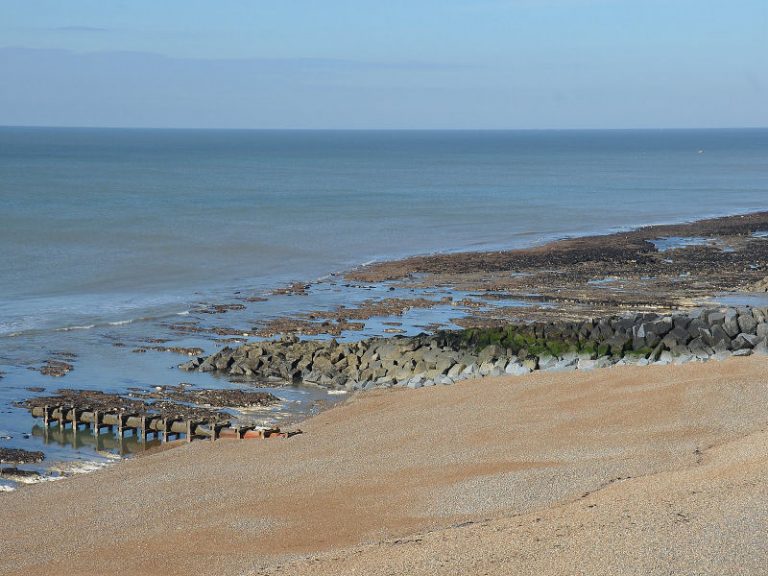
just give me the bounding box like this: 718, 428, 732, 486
2, 357, 768, 576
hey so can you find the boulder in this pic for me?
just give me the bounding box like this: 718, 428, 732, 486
461, 363, 478, 377
179, 357, 202, 371
478, 344, 505, 364
577, 358, 598, 371
723, 309, 741, 337
214, 354, 233, 371
673, 354, 695, 365
672, 315, 691, 331
710, 324, 732, 350
434, 357, 455, 375
406, 376, 424, 389
732, 333, 758, 350
738, 312, 758, 335
706, 310, 725, 324
198, 357, 217, 372
378, 344, 402, 360
447, 363, 466, 379
549, 357, 578, 372
687, 320, 713, 345
753, 338, 768, 356
666, 326, 691, 344
606, 334, 630, 356
594, 356, 616, 369
538, 355, 558, 370
311, 355, 334, 372
505, 361, 531, 375
521, 357, 539, 371
478, 360, 496, 376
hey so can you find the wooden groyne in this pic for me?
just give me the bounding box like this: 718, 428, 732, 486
29, 405, 290, 443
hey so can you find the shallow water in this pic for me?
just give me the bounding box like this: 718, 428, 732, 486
706, 292, 768, 308
1, 128, 768, 478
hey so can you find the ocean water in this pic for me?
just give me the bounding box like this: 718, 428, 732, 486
2, 127, 767, 334
1, 127, 767, 481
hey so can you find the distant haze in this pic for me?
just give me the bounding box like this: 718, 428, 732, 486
1, 0, 766, 129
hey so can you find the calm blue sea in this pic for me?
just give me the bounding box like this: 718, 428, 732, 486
0, 127, 767, 480
1, 127, 766, 334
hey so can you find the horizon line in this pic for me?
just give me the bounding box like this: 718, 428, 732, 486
2, 124, 767, 132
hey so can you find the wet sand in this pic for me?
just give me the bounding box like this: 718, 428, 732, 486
2, 356, 768, 575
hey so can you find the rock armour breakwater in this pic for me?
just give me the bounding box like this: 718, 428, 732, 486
181, 306, 768, 390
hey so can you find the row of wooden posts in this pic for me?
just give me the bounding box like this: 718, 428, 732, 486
29, 405, 281, 443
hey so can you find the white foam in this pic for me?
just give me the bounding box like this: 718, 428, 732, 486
56, 324, 96, 332
5, 473, 60, 485
49, 458, 115, 476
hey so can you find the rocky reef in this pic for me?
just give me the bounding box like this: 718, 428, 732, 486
181, 306, 768, 390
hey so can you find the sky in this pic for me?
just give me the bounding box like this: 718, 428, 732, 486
0, 0, 766, 129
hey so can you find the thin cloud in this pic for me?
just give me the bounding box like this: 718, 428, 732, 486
0, 47, 473, 72
52, 26, 109, 33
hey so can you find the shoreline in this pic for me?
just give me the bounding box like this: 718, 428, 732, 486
3, 208, 768, 340
347, 209, 768, 286
3, 210, 768, 485
2, 356, 768, 574
7, 297, 767, 490
352, 205, 768, 270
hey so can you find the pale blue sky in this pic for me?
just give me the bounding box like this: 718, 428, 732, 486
1, 0, 766, 128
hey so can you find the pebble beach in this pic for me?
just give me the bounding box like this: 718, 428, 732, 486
2, 356, 767, 575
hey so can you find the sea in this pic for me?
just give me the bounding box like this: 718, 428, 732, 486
1, 127, 767, 487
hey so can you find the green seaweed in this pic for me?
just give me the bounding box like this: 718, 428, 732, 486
625, 346, 654, 358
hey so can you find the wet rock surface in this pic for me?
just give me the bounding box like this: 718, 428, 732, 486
344, 212, 768, 324
0, 448, 45, 465
17, 387, 280, 422
752, 276, 768, 292
272, 282, 310, 296
194, 303, 247, 314
183, 306, 768, 391
255, 318, 365, 338
247, 298, 452, 338
29, 353, 78, 377
37, 361, 74, 377
129, 386, 278, 409
20, 390, 146, 413
131, 345, 205, 356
